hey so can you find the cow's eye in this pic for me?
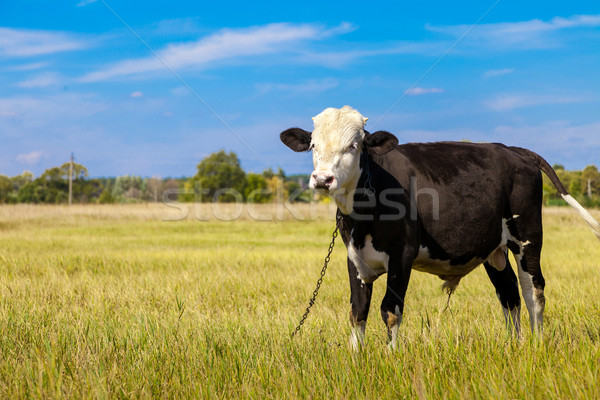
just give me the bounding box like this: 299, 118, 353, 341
348, 142, 358, 152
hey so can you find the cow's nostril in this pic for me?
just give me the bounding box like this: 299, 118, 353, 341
312, 173, 334, 189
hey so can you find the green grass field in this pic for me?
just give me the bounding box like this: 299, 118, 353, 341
1, 204, 599, 399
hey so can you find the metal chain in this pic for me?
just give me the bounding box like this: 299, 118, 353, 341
291, 220, 340, 338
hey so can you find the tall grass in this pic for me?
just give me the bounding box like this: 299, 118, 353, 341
0, 204, 599, 398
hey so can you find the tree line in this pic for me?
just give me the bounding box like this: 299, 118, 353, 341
543, 164, 600, 207
1, 151, 598, 206
0, 162, 183, 204
0, 151, 310, 205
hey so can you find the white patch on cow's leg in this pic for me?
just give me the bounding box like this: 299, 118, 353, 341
516, 262, 535, 330
350, 320, 366, 351
387, 306, 402, 351
503, 217, 542, 334
516, 259, 543, 333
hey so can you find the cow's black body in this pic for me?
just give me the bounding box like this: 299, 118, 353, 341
338, 140, 552, 335
281, 110, 600, 347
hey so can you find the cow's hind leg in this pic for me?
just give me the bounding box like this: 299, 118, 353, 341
515, 241, 545, 333
348, 258, 373, 350
484, 254, 521, 335
509, 175, 546, 334
509, 213, 545, 333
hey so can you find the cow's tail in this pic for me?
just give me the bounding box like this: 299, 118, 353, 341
514, 147, 600, 241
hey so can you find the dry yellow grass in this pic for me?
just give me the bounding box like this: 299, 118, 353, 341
0, 203, 599, 398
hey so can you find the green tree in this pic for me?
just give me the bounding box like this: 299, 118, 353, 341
15, 163, 96, 204
554, 167, 572, 196
17, 167, 67, 203
262, 168, 275, 180
112, 175, 144, 202
582, 165, 600, 196
190, 151, 247, 202
17, 181, 39, 203
0, 175, 13, 203
145, 177, 163, 202
59, 162, 88, 180
244, 173, 271, 203
179, 179, 196, 202
59, 163, 104, 203
11, 171, 33, 192
567, 170, 583, 196
569, 178, 583, 196
80, 179, 105, 203
98, 188, 116, 204
285, 180, 301, 200
276, 167, 286, 179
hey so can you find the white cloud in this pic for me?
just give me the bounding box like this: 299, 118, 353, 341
76, 0, 98, 6
170, 86, 189, 96
485, 94, 582, 111
488, 121, 600, 168
404, 87, 444, 96
0, 93, 108, 124
0, 110, 18, 118
255, 78, 339, 96
9, 61, 50, 71
491, 121, 600, 148
294, 41, 446, 68
17, 72, 61, 88
16, 151, 45, 165
393, 121, 600, 166
130, 91, 144, 98
427, 14, 600, 49
79, 22, 354, 82
153, 17, 200, 33
0, 27, 87, 57
484, 68, 515, 78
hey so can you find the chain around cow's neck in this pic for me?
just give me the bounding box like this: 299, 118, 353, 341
290, 213, 342, 338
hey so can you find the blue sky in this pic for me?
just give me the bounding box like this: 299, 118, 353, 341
1, 1, 599, 177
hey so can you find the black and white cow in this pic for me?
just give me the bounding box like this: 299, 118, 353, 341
281, 105, 600, 350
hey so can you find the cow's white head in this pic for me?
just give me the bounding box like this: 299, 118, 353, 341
280, 106, 398, 212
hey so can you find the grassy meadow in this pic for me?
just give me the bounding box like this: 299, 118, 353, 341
0, 203, 599, 399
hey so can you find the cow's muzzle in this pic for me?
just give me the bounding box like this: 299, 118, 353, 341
312, 172, 335, 190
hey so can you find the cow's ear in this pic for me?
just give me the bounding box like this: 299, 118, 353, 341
364, 130, 398, 155
280, 128, 312, 152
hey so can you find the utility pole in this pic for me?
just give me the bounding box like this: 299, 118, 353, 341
69, 152, 74, 205
588, 179, 593, 197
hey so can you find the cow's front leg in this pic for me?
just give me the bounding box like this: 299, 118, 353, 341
348, 257, 373, 351
380, 253, 413, 350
